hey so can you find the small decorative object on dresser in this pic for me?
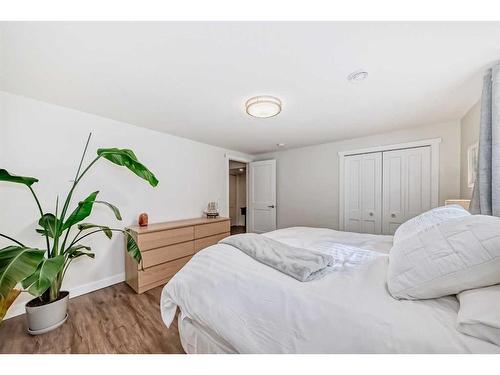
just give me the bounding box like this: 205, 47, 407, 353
125, 217, 230, 293
204, 201, 219, 218
138, 213, 149, 226
445, 199, 471, 211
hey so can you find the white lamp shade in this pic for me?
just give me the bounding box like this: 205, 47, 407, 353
245, 96, 282, 118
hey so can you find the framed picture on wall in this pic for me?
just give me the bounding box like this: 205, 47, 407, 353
468, 142, 479, 188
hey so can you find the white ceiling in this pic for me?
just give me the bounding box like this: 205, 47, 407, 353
1, 22, 499, 154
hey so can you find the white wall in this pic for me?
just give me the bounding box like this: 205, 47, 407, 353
0, 91, 250, 318
460, 101, 481, 199
0, 95, 5, 209
256, 121, 461, 230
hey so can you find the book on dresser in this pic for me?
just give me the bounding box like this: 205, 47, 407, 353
125, 217, 231, 293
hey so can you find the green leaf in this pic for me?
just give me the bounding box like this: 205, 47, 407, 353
62, 191, 99, 231
0, 289, 21, 323
125, 230, 142, 263
77, 223, 113, 239
97, 148, 159, 187
36, 213, 59, 238
66, 245, 95, 260
95, 200, 122, 221
0, 246, 45, 301
0, 169, 38, 187
21, 255, 65, 297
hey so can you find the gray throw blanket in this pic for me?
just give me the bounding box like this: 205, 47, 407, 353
220, 233, 334, 282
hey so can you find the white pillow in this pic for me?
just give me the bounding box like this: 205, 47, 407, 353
457, 285, 500, 346
393, 205, 470, 245
388, 214, 500, 300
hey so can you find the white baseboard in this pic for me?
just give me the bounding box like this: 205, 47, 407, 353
4, 273, 126, 320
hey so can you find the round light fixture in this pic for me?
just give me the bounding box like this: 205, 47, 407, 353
277, 143, 286, 148
347, 70, 369, 83
245, 95, 282, 118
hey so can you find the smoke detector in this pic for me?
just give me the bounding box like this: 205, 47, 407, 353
347, 70, 368, 83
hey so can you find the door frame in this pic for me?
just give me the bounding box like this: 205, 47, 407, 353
228, 173, 238, 225
225, 153, 253, 228
338, 137, 441, 231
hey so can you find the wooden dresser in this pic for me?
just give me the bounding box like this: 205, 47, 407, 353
125, 217, 230, 293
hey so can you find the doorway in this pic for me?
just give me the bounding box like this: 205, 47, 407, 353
229, 160, 247, 235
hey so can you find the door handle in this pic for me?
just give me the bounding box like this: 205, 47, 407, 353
369, 212, 374, 217
268, 205, 275, 208
391, 213, 396, 218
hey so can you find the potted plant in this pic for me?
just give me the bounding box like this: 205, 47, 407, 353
0, 133, 158, 334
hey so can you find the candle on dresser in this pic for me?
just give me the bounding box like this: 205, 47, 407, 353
138, 213, 149, 226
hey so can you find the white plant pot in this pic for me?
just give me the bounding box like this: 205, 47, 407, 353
25, 291, 69, 335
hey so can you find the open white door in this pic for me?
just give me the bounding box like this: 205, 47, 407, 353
248, 160, 276, 233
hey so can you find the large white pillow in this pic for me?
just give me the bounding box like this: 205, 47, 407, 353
457, 285, 500, 346
388, 214, 500, 300
393, 204, 470, 245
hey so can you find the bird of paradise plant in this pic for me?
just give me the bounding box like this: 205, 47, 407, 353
0, 133, 158, 322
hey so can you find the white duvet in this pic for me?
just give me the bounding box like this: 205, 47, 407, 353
160, 227, 500, 353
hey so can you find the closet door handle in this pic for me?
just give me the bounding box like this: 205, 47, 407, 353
369, 212, 374, 217
391, 213, 396, 218
268, 205, 275, 208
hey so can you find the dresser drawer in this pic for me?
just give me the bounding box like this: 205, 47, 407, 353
194, 232, 230, 252
137, 255, 191, 287
140, 241, 194, 269
194, 220, 230, 239
137, 226, 194, 250
126, 217, 230, 294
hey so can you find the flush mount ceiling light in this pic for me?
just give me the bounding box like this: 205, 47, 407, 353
347, 70, 369, 83
245, 96, 282, 118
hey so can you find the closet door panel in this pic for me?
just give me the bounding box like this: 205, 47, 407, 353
383, 150, 405, 234
344, 153, 382, 234
382, 146, 432, 234
344, 156, 362, 233
405, 147, 431, 219
360, 153, 382, 234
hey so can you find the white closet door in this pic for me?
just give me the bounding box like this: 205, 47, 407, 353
344, 152, 382, 234
382, 146, 432, 234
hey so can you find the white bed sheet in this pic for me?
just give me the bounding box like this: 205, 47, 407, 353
178, 311, 237, 354
161, 227, 500, 353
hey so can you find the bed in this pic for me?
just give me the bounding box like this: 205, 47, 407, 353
160, 226, 500, 353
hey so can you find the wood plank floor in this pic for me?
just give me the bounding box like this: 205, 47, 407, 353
230, 225, 246, 235
0, 283, 184, 354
